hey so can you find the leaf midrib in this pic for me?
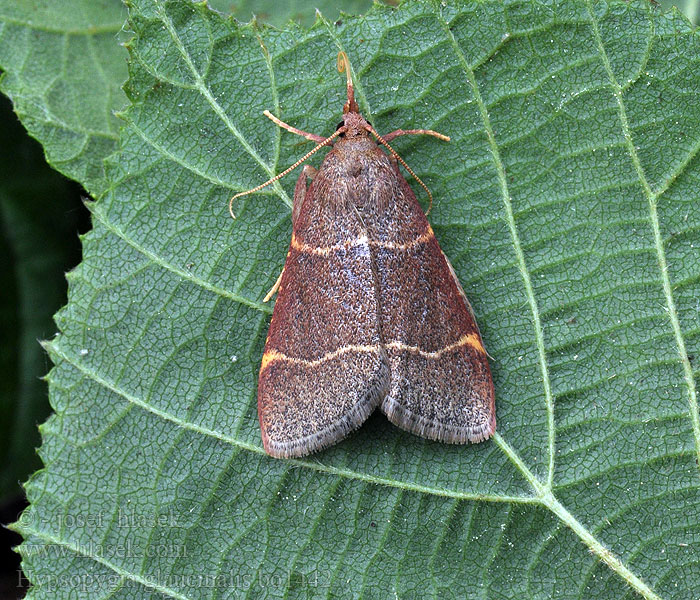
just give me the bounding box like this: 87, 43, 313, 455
436, 10, 558, 495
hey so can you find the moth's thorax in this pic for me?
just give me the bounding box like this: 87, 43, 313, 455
322, 111, 392, 177
319, 136, 394, 206
304, 137, 397, 229
301, 112, 398, 229
331, 135, 385, 163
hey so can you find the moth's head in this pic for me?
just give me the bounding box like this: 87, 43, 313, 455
335, 52, 377, 142
336, 112, 372, 139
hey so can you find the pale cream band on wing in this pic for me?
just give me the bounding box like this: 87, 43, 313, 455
385, 333, 484, 357
291, 225, 434, 256
260, 333, 485, 370
261, 344, 381, 370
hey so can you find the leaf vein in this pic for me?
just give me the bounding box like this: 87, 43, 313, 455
553, 449, 695, 492
427, 497, 460, 598
138, 426, 188, 574
281, 477, 344, 600
20, 528, 192, 600
543, 491, 662, 600
126, 117, 235, 190
357, 489, 404, 600
151, 0, 291, 206
90, 205, 272, 314
440, 13, 556, 490
583, 0, 700, 476
322, 481, 370, 600
482, 502, 514, 598
243, 469, 294, 600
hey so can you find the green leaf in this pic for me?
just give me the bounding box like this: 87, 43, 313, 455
208, 0, 376, 27
17, 0, 700, 598
0, 0, 129, 196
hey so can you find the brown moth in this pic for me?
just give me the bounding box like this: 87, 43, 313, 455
231, 52, 496, 458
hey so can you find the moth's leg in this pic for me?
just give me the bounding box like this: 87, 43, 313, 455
263, 269, 285, 303
383, 128, 450, 143
264, 165, 318, 303
264, 110, 326, 143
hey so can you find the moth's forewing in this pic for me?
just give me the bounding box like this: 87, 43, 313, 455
257, 169, 390, 459
370, 166, 496, 443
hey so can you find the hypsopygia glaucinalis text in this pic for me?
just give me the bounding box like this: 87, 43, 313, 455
231, 52, 496, 458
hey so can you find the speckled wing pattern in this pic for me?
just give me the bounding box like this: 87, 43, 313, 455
257, 169, 390, 459
370, 164, 496, 444
258, 136, 494, 457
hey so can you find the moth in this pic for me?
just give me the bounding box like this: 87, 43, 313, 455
231, 52, 495, 458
